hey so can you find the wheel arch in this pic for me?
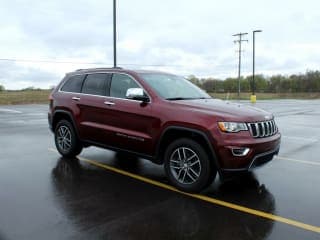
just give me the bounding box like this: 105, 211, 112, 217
52, 110, 79, 138
155, 126, 220, 171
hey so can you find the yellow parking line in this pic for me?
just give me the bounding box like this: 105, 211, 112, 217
276, 156, 320, 166
48, 148, 320, 234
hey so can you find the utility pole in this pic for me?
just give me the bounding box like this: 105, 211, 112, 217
113, 0, 117, 68
251, 30, 262, 103
233, 32, 248, 99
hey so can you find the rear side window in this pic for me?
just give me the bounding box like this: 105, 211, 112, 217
110, 73, 140, 98
82, 73, 110, 96
60, 75, 85, 93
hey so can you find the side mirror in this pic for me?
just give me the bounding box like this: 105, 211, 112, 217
126, 88, 150, 102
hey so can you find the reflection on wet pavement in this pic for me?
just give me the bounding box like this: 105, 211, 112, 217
52, 158, 275, 240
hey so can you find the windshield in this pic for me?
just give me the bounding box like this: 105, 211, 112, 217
139, 73, 211, 100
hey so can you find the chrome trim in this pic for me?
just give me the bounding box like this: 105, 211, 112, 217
255, 123, 260, 137
231, 147, 250, 157
247, 119, 278, 138
248, 145, 280, 169
261, 122, 265, 136
104, 101, 115, 106
72, 97, 80, 101
222, 144, 280, 172
266, 122, 271, 136
271, 121, 275, 133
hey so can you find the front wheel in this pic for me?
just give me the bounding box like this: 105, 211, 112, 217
54, 120, 83, 158
164, 138, 216, 193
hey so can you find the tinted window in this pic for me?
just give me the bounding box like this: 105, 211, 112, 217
82, 73, 109, 96
61, 75, 84, 93
110, 74, 140, 99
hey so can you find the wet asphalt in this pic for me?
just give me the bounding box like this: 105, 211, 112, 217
0, 100, 319, 240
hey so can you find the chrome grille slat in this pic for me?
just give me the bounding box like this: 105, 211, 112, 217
255, 123, 260, 137
248, 120, 277, 138
265, 122, 269, 136
264, 123, 267, 136
267, 121, 271, 136
264, 122, 268, 136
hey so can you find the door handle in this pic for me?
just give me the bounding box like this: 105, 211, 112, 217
104, 101, 115, 106
72, 97, 80, 101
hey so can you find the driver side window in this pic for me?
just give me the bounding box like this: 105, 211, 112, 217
110, 73, 139, 99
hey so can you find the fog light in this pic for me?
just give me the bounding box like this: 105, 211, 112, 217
231, 147, 250, 157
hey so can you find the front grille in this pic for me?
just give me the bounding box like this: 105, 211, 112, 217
247, 120, 278, 138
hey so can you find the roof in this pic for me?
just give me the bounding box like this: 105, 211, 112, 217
67, 67, 174, 76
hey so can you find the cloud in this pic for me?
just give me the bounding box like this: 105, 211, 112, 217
0, 0, 319, 89
0, 61, 61, 89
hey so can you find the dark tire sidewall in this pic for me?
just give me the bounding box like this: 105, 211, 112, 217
54, 120, 82, 158
164, 138, 213, 193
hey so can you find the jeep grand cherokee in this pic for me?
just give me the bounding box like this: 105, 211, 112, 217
48, 68, 281, 192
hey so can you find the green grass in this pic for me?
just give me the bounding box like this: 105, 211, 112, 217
0, 90, 51, 105
0, 90, 319, 105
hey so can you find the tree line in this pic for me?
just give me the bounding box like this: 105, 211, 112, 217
188, 70, 320, 93
1, 70, 320, 93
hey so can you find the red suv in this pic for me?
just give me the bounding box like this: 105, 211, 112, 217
49, 68, 281, 192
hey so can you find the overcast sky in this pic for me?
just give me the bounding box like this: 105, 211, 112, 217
0, 0, 319, 89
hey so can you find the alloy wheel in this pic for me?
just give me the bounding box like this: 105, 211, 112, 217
57, 125, 72, 152
169, 147, 202, 185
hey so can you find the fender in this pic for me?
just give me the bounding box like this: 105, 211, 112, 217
52, 110, 80, 138
155, 126, 221, 172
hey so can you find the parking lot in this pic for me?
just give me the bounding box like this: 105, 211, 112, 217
0, 100, 319, 239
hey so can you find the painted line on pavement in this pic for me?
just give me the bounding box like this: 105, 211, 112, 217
276, 156, 320, 166
282, 135, 318, 142
0, 108, 22, 114
48, 148, 320, 233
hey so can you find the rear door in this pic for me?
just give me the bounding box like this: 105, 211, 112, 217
57, 74, 85, 131
77, 73, 114, 144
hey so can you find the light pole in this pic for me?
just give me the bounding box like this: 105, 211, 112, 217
251, 30, 262, 103
113, 0, 117, 68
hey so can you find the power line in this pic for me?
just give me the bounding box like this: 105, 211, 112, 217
0, 58, 235, 70
0, 58, 104, 65
233, 32, 248, 98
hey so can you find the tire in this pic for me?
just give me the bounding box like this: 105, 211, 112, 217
54, 120, 83, 158
164, 138, 217, 193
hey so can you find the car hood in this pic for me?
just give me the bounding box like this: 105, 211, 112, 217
170, 98, 273, 122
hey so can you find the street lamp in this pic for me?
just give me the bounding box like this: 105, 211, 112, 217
251, 29, 262, 103
113, 0, 117, 68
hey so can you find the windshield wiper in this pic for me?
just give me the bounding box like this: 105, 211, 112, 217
165, 97, 192, 100
166, 97, 212, 100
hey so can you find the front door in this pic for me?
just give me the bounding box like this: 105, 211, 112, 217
102, 73, 157, 156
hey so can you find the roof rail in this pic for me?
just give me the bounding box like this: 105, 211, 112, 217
75, 67, 123, 71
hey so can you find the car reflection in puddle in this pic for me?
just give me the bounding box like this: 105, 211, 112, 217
52, 158, 275, 240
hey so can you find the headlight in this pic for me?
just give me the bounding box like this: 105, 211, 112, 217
218, 122, 248, 133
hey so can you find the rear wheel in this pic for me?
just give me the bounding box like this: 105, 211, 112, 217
164, 138, 216, 193
54, 120, 83, 158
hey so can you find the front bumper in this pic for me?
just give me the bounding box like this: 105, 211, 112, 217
215, 132, 281, 171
